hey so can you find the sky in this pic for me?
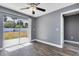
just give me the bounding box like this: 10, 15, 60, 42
6, 16, 28, 24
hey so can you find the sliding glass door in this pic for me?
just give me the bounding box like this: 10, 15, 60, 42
3, 16, 30, 48
3, 16, 19, 47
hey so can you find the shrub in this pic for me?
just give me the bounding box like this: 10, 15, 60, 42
4, 21, 15, 28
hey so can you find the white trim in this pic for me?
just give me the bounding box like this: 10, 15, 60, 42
62, 8, 79, 15
27, 18, 32, 43
61, 8, 79, 48
31, 39, 36, 42
60, 13, 64, 48
65, 40, 79, 45
35, 39, 62, 48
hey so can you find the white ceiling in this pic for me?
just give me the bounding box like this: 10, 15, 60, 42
0, 3, 74, 17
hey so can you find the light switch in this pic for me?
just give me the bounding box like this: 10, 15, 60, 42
56, 28, 59, 31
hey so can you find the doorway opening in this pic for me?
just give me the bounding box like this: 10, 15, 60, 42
3, 15, 31, 51
61, 9, 79, 50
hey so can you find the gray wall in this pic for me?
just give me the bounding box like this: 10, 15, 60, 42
0, 6, 36, 48
31, 18, 37, 39
64, 14, 79, 42
36, 4, 79, 46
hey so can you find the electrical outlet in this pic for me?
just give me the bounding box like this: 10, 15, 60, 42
70, 36, 74, 39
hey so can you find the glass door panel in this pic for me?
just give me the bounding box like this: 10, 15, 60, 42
3, 16, 19, 48
20, 28, 28, 44
19, 19, 29, 44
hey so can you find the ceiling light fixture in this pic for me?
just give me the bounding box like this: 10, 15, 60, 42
20, 3, 46, 15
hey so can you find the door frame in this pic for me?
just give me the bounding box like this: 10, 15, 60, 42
61, 8, 79, 48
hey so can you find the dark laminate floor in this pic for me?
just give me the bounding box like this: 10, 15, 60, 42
0, 41, 79, 56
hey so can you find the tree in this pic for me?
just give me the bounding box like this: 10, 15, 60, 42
17, 20, 23, 25
24, 23, 28, 28
15, 25, 23, 28
4, 21, 15, 28
16, 20, 24, 28
19, 20, 23, 26
4, 16, 7, 22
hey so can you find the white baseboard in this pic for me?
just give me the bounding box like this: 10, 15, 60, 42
64, 40, 79, 45
31, 39, 37, 42
35, 39, 62, 48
